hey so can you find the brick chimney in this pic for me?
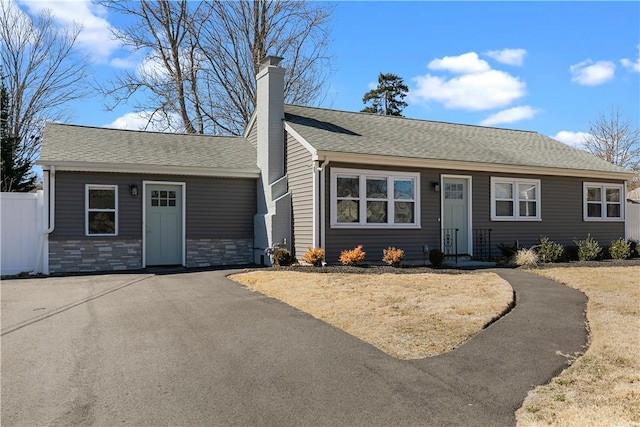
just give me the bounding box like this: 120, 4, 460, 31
254, 56, 291, 264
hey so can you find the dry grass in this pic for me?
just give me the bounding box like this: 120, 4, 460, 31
230, 271, 512, 359
516, 266, 640, 427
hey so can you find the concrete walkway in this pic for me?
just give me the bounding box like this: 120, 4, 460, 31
1, 268, 588, 426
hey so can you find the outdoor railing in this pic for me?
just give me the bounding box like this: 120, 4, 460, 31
473, 228, 492, 260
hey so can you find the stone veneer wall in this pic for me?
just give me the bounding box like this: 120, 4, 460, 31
49, 239, 142, 273
186, 238, 253, 267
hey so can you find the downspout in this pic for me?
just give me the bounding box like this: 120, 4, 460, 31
318, 158, 330, 249
33, 166, 55, 275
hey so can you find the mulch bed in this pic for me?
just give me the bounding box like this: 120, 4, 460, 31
263, 258, 640, 274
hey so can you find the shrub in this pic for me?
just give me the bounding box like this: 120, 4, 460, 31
272, 248, 294, 266
537, 236, 564, 263
629, 240, 638, 258
609, 238, 631, 260
302, 247, 325, 266
429, 248, 445, 267
575, 234, 602, 261
563, 245, 579, 262
382, 247, 404, 267
515, 248, 539, 267
497, 241, 520, 258
339, 245, 366, 266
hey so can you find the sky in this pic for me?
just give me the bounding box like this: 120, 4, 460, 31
11, 0, 640, 149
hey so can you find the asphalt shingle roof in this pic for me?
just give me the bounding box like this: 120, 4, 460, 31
284, 105, 631, 175
39, 123, 257, 171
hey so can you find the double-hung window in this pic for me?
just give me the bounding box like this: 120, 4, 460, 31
491, 178, 541, 221
86, 185, 118, 235
331, 168, 420, 228
583, 182, 624, 221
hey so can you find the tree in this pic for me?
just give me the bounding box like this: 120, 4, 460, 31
0, 0, 91, 167
99, 0, 333, 135
361, 73, 409, 116
582, 105, 640, 189
1, 83, 37, 192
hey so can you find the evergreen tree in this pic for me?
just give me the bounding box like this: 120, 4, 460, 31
361, 73, 409, 116
1, 83, 37, 192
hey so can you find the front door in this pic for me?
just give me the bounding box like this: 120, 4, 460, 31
442, 177, 470, 255
145, 184, 183, 266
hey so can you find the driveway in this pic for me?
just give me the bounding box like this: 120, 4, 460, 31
1, 269, 587, 426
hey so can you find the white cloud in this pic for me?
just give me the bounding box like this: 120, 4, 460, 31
17, 0, 119, 62
105, 111, 182, 133
427, 52, 490, 74
479, 106, 540, 126
411, 51, 527, 111
485, 48, 527, 66
551, 131, 591, 148
412, 69, 526, 111
569, 60, 615, 86
621, 45, 640, 72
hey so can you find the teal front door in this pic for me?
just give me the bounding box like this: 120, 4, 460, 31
442, 177, 470, 255
145, 184, 183, 266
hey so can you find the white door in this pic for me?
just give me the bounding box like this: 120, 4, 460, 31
145, 184, 183, 266
442, 178, 469, 255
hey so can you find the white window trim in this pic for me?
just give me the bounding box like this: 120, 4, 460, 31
583, 182, 625, 222
330, 167, 421, 229
85, 184, 118, 236
490, 177, 542, 221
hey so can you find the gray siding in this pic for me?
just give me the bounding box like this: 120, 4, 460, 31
247, 122, 258, 149
52, 172, 256, 241
471, 172, 626, 253
324, 163, 626, 263
286, 134, 314, 256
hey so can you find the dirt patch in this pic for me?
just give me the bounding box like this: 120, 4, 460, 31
230, 271, 513, 360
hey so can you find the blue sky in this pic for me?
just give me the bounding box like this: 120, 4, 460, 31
13, 0, 640, 148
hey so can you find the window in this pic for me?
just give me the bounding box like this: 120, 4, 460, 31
583, 182, 624, 221
86, 185, 118, 235
491, 178, 541, 221
151, 190, 177, 207
331, 168, 420, 228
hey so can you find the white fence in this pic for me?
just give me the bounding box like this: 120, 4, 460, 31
627, 201, 640, 242
1, 191, 45, 275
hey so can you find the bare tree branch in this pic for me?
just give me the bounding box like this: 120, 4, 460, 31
583, 105, 640, 189
0, 0, 91, 165
99, 0, 333, 136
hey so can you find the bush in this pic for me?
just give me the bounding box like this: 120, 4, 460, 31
575, 234, 602, 261
429, 248, 445, 267
563, 245, 579, 262
272, 248, 294, 266
537, 236, 564, 263
339, 245, 366, 266
497, 241, 520, 258
302, 247, 325, 266
515, 248, 539, 267
382, 247, 404, 267
609, 238, 631, 260
629, 240, 638, 258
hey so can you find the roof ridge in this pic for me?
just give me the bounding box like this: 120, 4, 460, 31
45, 122, 244, 139
284, 104, 539, 135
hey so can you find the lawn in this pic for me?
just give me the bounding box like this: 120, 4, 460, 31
515, 266, 640, 426
230, 271, 513, 359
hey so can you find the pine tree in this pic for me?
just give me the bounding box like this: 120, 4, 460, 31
1, 83, 37, 192
361, 73, 409, 116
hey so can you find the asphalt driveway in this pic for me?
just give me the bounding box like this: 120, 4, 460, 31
1, 268, 587, 426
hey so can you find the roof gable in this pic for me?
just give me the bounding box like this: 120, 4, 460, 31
284, 105, 632, 177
